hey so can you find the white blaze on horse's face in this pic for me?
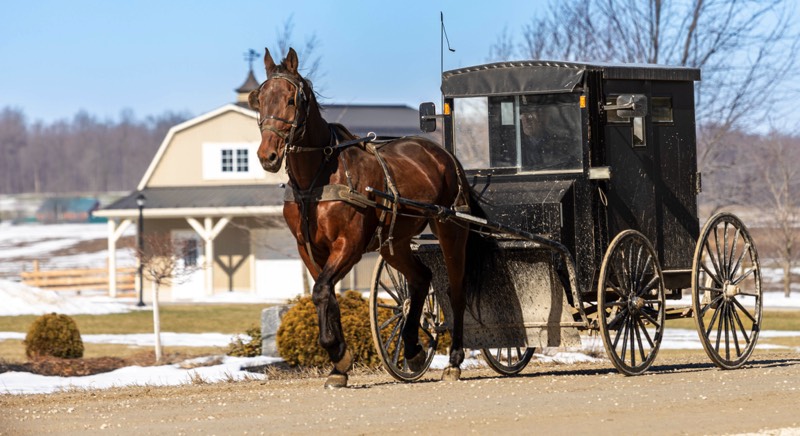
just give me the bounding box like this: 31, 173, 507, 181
253, 77, 298, 173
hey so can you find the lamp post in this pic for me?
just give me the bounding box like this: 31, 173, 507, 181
136, 193, 146, 307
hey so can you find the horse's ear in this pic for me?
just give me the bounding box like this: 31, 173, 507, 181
264, 47, 276, 75
285, 47, 299, 74
248, 89, 260, 110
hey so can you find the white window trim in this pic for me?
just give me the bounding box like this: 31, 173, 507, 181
202, 142, 263, 180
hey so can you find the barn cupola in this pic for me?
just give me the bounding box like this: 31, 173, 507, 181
236, 49, 261, 106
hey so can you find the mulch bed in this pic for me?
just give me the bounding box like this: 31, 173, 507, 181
0, 351, 199, 377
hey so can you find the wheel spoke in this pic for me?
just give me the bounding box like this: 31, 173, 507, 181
722, 222, 730, 278
379, 280, 401, 303
638, 307, 662, 330
730, 302, 751, 344
378, 302, 401, 311
637, 273, 661, 297
607, 307, 630, 330
714, 302, 725, 353
728, 304, 741, 357
729, 243, 750, 280
391, 319, 404, 366
731, 296, 758, 324
386, 267, 405, 300
383, 316, 402, 353
620, 314, 630, 360
705, 301, 722, 338
700, 262, 723, 287
732, 268, 755, 286
380, 312, 403, 330
633, 316, 646, 364
635, 316, 656, 348
700, 293, 724, 317
727, 228, 741, 278
705, 239, 725, 283
723, 302, 731, 360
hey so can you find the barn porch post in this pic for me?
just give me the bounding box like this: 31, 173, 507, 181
106, 218, 132, 298
186, 216, 231, 296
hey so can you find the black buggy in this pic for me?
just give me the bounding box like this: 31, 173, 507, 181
367, 61, 763, 380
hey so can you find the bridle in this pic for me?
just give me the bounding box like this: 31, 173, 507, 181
256, 72, 310, 154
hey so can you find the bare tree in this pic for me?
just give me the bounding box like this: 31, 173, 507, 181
138, 233, 201, 362
271, 15, 322, 84
495, 0, 800, 209
755, 132, 800, 297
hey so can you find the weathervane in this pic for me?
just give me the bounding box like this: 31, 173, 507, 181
243, 49, 260, 71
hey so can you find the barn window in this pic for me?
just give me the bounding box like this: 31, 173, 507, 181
236, 149, 249, 172
221, 149, 234, 172
202, 142, 262, 180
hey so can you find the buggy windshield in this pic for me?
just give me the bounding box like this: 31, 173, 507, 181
453, 93, 583, 172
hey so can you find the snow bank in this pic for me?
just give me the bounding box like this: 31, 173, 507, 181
0, 279, 132, 316
0, 356, 279, 395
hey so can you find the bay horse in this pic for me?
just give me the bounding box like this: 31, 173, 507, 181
249, 47, 485, 387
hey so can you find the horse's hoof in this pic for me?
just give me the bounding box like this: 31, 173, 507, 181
324, 373, 348, 389
333, 349, 353, 373
406, 349, 427, 372
441, 366, 461, 381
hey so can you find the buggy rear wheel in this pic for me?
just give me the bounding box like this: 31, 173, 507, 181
481, 346, 535, 375
691, 212, 762, 369
369, 257, 443, 382
597, 230, 666, 376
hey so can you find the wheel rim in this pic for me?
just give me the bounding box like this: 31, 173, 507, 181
369, 258, 440, 382
598, 230, 665, 376
481, 346, 535, 375
692, 213, 762, 369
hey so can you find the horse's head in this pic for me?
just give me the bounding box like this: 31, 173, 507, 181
249, 47, 311, 172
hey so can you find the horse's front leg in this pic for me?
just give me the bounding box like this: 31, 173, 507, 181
309, 242, 361, 388
381, 242, 433, 373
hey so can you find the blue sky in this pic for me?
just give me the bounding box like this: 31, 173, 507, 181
0, 0, 541, 124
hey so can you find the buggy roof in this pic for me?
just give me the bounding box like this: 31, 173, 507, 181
441, 60, 701, 97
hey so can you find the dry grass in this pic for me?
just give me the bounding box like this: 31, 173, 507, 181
0, 303, 268, 334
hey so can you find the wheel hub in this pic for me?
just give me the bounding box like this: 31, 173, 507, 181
628, 296, 646, 312
723, 280, 740, 299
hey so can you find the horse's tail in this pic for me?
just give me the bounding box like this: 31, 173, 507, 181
463, 189, 498, 322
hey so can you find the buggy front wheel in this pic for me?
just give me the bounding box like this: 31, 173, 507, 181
369, 257, 443, 382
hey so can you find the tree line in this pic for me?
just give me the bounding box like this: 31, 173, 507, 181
0, 108, 189, 194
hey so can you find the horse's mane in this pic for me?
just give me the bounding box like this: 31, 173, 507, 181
328, 122, 357, 141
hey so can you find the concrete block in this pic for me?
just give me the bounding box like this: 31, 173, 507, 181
261, 305, 291, 357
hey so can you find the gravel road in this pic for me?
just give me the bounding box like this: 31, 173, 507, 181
2, 350, 799, 435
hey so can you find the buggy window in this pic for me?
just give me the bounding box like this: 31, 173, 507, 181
453, 94, 583, 172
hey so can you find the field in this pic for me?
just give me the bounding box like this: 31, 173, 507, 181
0, 304, 265, 362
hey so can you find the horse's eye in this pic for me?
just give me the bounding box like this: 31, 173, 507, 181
288, 98, 295, 106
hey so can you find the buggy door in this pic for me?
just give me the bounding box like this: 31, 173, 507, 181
603, 81, 658, 250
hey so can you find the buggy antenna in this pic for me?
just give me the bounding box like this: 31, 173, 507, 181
243, 49, 260, 71
440, 12, 455, 108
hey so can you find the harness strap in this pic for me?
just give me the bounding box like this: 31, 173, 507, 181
366, 142, 400, 256
284, 184, 378, 209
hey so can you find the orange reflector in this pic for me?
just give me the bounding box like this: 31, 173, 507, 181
444, 102, 451, 115
580, 95, 586, 108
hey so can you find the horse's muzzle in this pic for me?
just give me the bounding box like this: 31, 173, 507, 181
259, 151, 282, 173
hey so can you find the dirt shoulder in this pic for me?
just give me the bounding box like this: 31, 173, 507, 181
2, 350, 800, 435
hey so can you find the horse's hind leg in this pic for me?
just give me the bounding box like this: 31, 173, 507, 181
431, 220, 470, 381
381, 241, 433, 372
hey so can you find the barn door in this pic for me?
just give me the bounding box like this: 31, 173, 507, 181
171, 230, 204, 300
